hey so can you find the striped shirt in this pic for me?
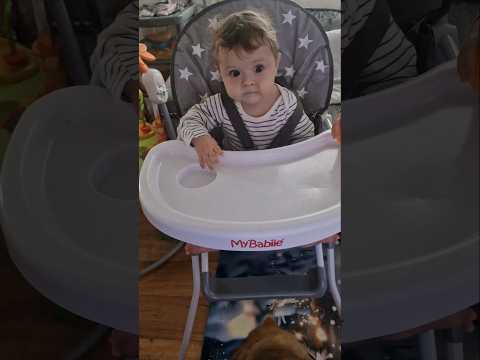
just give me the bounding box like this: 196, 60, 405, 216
90, 1, 139, 99
342, 0, 418, 94
177, 85, 315, 150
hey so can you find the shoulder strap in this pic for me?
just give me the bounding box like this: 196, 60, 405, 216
342, 0, 391, 99
268, 99, 304, 149
220, 87, 304, 150
220, 89, 256, 150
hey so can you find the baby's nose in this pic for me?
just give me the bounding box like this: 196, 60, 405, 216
242, 74, 255, 86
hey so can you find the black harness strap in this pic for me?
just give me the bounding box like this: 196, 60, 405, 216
220, 87, 304, 150
220, 90, 255, 150
268, 99, 304, 149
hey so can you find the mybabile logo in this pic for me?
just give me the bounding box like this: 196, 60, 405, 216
230, 239, 284, 249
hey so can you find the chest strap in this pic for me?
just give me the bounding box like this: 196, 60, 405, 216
220, 88, 304, 150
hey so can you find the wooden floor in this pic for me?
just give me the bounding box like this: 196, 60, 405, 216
1, 209, 216, 360
0, 230, 115, 360
139, 209, 217, 360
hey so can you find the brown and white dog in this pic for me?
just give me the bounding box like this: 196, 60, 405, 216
231, 317, 311, 360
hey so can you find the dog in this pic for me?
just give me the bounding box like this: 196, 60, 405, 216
231, 316, 311, 360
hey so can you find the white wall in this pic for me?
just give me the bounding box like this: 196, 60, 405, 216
291, 0, 340, 10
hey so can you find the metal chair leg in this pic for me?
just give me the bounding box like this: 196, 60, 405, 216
178, 255, 201, 360
181, 245, 340, 355
446, 328, 464, 360
419, 330, 438, 360
326, 243, 341, 314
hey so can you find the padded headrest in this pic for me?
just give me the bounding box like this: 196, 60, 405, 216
171, 0, 333, 116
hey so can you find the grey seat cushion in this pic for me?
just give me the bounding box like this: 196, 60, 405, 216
171, 0, 333, 116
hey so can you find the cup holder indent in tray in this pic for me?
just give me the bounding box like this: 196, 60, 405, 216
177, 164, 217, 188
91, 146, 137, 200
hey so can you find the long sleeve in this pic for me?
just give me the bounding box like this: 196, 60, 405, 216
290, 113, 315, 144
178, 87, 314, 149
177, 95, 224, 146
90, 1, 138, 99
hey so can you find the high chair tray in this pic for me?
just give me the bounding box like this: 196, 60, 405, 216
341, 60, 478, 342
0, 86, 138, 333
139, 132, 340, 250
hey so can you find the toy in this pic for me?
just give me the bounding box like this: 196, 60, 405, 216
138, 44, 169, 166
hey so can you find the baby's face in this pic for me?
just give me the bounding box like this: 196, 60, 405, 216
217, 45, 279, 107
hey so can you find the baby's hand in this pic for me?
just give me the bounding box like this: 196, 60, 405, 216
457, 19, 479, 93
192, 134, 224, 170
332, 114, 341, 144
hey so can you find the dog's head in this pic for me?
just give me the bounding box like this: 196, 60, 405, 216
231, 317, 311, 360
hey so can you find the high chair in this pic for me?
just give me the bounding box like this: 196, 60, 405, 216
138, 0, 342, 358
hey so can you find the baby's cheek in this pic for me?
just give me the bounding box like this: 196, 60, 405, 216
228, 84, 242, 99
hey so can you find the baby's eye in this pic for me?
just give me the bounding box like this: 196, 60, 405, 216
229, 69, 241, 77
255, 65, 264, 73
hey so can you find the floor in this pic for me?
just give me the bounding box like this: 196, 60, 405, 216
0, 229, 115, 360
139, 208, 218, 360
2, 207, 476, 360
1, 207, 211, 360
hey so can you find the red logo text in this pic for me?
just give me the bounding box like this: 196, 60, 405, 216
230, 239, 284, 249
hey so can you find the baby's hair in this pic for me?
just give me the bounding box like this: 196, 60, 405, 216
212, 10, 279, 61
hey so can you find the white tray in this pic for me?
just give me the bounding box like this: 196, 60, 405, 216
139, 132, 341, 250
0, 86, 138, 333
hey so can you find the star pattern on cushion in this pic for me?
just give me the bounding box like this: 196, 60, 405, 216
173, 4, 333, 116
179, 66, 193, 81
210, 70, 221, 81
200, 93, 209, 102
208, 16, 220, 30
284, 66, 295, 77
315, 60, 327, 72
298, 34, 313, 49
192, 43, 206, 58
297, 87, 308, 98
282, 10, 296, 25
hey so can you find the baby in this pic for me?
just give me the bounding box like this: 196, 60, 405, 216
177, 10, 339, 254
177, 10, 315, 169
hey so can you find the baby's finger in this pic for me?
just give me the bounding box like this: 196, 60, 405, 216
139, 58, 149, 74
206, 156, 217, 170
332, 116, 341, 144
209, 152, 220, 163
198, 154, 206, 169
141, 50, 156, 63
